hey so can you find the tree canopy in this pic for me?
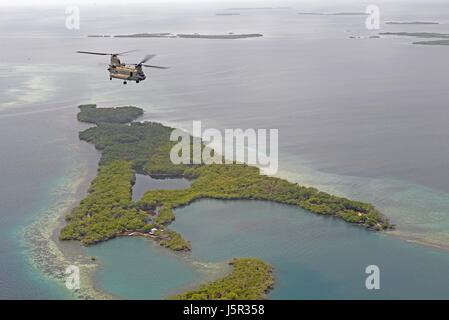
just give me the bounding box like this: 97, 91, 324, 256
170, 258, 274, 300
61, 105, 392, 251
77, 104, 144, 124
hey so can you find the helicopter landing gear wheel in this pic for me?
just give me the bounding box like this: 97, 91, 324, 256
110, 77, 112, 80
136, 80, 140, 84
123, 81, 127, 85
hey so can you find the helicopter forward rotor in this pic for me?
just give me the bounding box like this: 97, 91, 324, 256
76, 50, 138, 56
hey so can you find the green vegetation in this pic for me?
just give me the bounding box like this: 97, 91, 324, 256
60, 105, 190, 250
170, 258, 274, 300
79, 120, 174, 169
61, 104, 392, 252
77, 104, 143, 124
139, 163, 392, 231
59, 160, 148, 245
60, 104, 396, 299
157, 229, 191, 251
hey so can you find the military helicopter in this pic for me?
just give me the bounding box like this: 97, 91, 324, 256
77, 50, 169, 84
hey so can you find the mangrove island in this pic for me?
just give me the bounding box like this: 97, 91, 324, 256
59, 104, 393, 299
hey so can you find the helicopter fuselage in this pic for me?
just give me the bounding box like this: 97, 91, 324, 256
108, 64, 146, 83
76, 51, 166, 84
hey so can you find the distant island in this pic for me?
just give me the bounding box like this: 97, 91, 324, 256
386, 21, 439, 25
380, 32, 449, 45
226, 7, 289, 10
413, 40, 449, 46
59, 104, 393, 299
216, 13, 241, 16
177, 33, 262, 39
113, 33, 176, 38
88, 33, 262, 40
379, 32, 449, 39
298, 12, 368, 16
87, 35, 111, 38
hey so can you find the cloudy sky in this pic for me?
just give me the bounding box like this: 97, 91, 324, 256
1, 0, 228, 5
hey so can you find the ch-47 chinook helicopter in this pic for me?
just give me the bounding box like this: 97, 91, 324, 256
77, 50, 169, 84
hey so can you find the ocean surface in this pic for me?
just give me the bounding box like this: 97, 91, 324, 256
1, 1, 449, 299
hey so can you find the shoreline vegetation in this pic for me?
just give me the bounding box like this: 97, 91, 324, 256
60, 104, 393, 299
170, 258, 274, 300
88, 33, 263, 39
61, 104, 392, 249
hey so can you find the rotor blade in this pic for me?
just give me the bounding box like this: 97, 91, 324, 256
138, 54, 156, 65
142, 64, 169, 69
77, 49, 139, 56
77, 51, 109, 55
115, 49, 139, 56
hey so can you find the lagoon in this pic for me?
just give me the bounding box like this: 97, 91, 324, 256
87, 199, 449, 299
132, 175, 191, 202
86, 237, 206, 299
173, 200, 449, 299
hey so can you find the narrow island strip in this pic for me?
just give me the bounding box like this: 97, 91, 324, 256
169, 258, 274, 300
60, 104, 393, 251
379, 32, 449, 39
385, 21, 439, 25
59, 104, 393, 299
379, 32, 449, 46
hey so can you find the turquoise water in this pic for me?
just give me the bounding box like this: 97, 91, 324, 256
87, 199, 449, 299
172, 200, 449, 299
87, 237, 212, 299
